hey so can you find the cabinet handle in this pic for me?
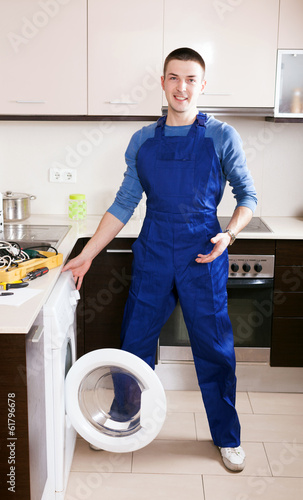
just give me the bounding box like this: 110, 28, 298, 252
31, 324, 44, 343
106, 100, 138, 105
106, 249, 133, 253
203, 93, 233, 96
15, 100, 46, 104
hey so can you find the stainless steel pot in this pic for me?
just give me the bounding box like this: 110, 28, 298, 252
2, 191, 36, 222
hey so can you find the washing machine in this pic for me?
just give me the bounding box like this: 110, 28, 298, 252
43, 270, 79, 500
44, 270, 167, 499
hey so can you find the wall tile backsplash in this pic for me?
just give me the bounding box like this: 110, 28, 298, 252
1, 117, 302, 218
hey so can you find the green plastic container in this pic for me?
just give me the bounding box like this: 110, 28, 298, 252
69, 194, 87, 220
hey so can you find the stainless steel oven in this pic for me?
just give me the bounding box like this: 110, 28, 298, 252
158, 251, 275, 364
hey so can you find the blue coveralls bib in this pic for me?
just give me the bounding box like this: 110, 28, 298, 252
121, 113, 241, 447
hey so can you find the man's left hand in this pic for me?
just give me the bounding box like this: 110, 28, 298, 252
195, 232, 231, 264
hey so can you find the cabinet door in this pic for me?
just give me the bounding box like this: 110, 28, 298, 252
0, 335, 31, 499
271, 318, 303, 367
271, 240, 303, 367
278, 0, 303, 49
0, 0, 87, 115
88, 0, 163, 116
26, 322, 48, 500
80, 238, 134, 353
163, 0, 279, 108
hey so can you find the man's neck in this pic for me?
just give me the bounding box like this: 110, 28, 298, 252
166, 108, 198, 126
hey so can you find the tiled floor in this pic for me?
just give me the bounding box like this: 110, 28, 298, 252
65, 391, 303, 500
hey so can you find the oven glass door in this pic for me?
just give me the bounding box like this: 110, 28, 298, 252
227, 278, 273, 348
159, 278, 273, 360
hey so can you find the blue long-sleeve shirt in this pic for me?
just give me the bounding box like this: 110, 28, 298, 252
108, 115, 257, 224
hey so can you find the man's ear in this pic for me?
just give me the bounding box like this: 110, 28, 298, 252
200, 80, 207, 94
161, 75, 165, 91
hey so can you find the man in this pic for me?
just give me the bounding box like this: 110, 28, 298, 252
63, 47, 257, 472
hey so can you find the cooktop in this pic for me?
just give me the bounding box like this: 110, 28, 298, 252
2, 224, 71, 249
218, 217, 272, 233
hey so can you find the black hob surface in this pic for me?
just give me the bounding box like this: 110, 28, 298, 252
218, 217, 272, 233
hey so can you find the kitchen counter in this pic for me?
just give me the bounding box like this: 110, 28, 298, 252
1, 214, 303, 333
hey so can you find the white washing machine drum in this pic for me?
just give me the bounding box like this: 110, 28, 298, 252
65, 349, 166, 453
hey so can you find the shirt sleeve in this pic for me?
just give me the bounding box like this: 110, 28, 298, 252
220, 123, 258, 213
107, 129, 145, 224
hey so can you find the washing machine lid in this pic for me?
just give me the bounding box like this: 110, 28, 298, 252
65, 349, 166, 453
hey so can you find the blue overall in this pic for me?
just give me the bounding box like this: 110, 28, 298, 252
120, 113, 241, 447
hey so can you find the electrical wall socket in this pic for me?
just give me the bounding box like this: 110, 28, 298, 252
49, 167, 77, 183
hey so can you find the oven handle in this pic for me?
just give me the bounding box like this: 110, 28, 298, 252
227, 278, 273, 289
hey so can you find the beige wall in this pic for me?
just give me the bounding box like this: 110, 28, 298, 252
1, 117, 302, 218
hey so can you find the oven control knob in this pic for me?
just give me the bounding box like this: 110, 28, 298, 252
231, 263, 239, 272
254, 263, 262, 273
242, 263, 251, 272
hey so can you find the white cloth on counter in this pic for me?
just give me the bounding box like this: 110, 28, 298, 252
0, 288, 43, 306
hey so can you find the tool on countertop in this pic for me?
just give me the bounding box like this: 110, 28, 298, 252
0, 249, 62, 284
24, 267, 49, 281
0, 267, 49, 290
0, 280, 29, 290
0, 292, 14, 296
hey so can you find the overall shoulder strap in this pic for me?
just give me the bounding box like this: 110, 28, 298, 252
154, 115, 167, 139
196, 112, 207, 127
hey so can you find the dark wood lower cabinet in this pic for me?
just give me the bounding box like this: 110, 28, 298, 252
0, 323, 47, 500
0, 334, 31, 499
73, 238, 135, 357
271, 318, 303, 367
271, 240, 303, 367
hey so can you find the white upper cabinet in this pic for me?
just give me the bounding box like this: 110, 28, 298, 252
0, 0, 87, 115
278, 0, 303, 49
163, 0, 279, 109
88, 0, 163, 116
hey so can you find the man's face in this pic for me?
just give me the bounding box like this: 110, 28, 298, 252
161, 59, 206, 117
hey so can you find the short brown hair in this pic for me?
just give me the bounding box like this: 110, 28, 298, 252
163, 47, 206, 78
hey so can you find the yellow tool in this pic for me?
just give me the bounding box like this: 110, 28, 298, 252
0, 251, 63, 283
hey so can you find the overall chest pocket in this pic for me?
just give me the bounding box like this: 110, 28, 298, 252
155, 159, 195, 197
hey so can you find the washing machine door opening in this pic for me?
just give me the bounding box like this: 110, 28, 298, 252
78, 366, 143, 437
65, 339, 73, 378
65, 349, 167, 453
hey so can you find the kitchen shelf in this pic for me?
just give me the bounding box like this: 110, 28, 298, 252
0, 110, 276, 121
0, 115, 161, 122
265, 116, 303, 123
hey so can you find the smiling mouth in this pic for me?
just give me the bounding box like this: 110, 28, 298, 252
174, 95, 188, 101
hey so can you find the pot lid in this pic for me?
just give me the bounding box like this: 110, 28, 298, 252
3, 191, 35, 200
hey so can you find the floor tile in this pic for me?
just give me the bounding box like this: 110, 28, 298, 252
166, 390, 205, 413
132, 440, 270, 476
66, 392, 303, 500
194, 412, 214, 441
157, 412, 197, 440
71, 438, 132, 472
264, 442, 303, 477
248, 392, 303, 415
239, 414, 303, 443
195, 412, 303, 444
203, 475, 303, 500
165, 391, 252, 414
65, 472, 204, 500
236, 392, 253, 414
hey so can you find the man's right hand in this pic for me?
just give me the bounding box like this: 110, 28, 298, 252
62, 254, 92, 290
61, 211, 125, 290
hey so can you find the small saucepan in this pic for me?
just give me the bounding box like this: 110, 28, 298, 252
3, 191, 37, 222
